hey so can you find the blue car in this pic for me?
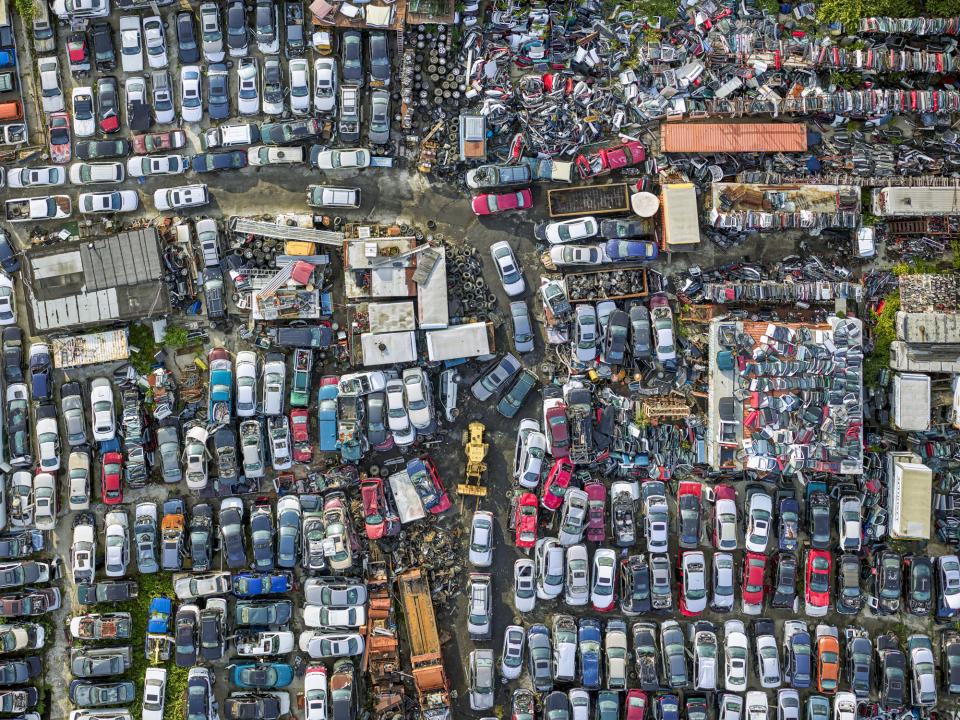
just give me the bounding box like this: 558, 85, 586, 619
0, 50, 14, 68
656, 694, 679, 720
232, 572, 291, 597
406, 457, 442, 511
784, 625, 811, 688
605, 239, 658, 261
578, 618, 602, 690
231, 662, 294, 688
191, 150, 247, 173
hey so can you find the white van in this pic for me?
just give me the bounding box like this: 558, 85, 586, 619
203, 123, 260, 149
306, 185, 360, 208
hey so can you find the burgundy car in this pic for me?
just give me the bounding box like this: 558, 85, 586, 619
290, 409, 312, 463
585, 482, 606, 542
360, 478, 387, 540
544, 404, 570, 460
131, 130, 187, 155
48, 112, 72, 164
471, 188, 533, 216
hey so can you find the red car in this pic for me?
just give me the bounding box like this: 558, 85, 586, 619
805, 549, 831, 616
360, 478, 387, 540
742, 552, 766, 614
417, 454, 451, 514
471, 188, 533, 216
625, 690, 647, 720
514, 493, 538, 548
602, 141, 645, 172
131, 130, 187, 155
542, 458, 573, 511
101, 451, 122, 505
290, 409, 312, 463
48, 112, 71, 164
585, 482, 606, 542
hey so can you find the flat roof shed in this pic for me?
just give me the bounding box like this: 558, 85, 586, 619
661, 123, 808, 153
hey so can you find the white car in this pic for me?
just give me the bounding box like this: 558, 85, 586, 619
713, 552, 736, 613
32, 472, 56, 530
199, 3, 224, 62
755, 630, 781, 688
104, 510, 129, 577
268, 415, 292, 470
90, 377, 116, 442
68, 451, 91, 511
745, 692, 769, 720
720, 694, 744, 720
8, 166, 66, 188
262, 356, 285, 415
180, 66, 203, 123
513, 558, 536, 613
681, 550, 708, 615
184, 426, 209, 491
313, 58, 337, 113
490, 241, 525, 296
535, 537, 564, 600
71, 516, 96, 584
289, 58, 311, 114
745, 490, 773, 553
832, 693, 856, 720
402, 368, 432, 430
36, 415, 60, 472
301, 604, 366, 629
8, 471, 32, 530
564, 543, 589, 606
591, 548, 617, 611
152, 72, 175, 124
69, 162, 124, 185
37, 56, 64, 113
52, 0, 110, 17
714, 493, 738, 550
501, 625, 525, 681
247, 146, 304, 166
0, 275, 15, 326
644, 487, 669, 553
548, 244, 608, 266
78, 191, 139, 214
154, 185, 209, 211
694, 629, 718, 690
237, 57, 259, 115
468, 510, 494, 567
723, 619, 749, 691
127, 155, 185, 178
573, 304, 598, 362
385, 378, 414, 446
119, 16, 144, 73
514, 419, 546, 490
304, 665, 327, 720
298, 631, 364, 659
72, 87, 96, 137
314, 148, 371, 170
542, 216, 599, 244
235, 350, 258, 417
838, 495, 862, 551
142, 16, 168, 68
558, 489, 589, 546
142, 667, 167, 720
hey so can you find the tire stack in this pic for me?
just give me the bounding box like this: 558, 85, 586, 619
444, 241, 495, 320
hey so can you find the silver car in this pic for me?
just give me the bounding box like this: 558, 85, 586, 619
199, 3, 224, 62
156, 425, 181, 483
510, 301, 534, 354
368, 89, 390, 145
61, 382, 87, 446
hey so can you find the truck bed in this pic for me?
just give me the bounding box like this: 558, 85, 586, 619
547, 183, 630, 217
398, 569, 441, 660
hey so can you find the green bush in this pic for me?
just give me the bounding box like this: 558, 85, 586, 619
865, 290, 899, 387
162, 325, 190, 349
12, 0, 36, 20
830, 71, 863, 89
129, 323, 159, 375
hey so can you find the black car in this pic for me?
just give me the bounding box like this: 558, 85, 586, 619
214, 427, 237, 480
846, 635, 873, 697
602, 309, 629, 365
836, 554, 862, 614
203, 265, 225, 321
226, 0, 247, 55
330, 659, 357, 720
601, 219, 647, 239
207, 64, 230, 120
875, 550, 902, 615
75, 140, 131, 160
769, 552, 797, 611
96, 76, 119, 134
366, 392, 388, 447
0, 230, 19, 273
6, 388, 31, 467
224, 694, 282, 720
218, 499, 247, 569
77, 581, 139, 605
629, 304, 651, 360
877, 634, 906, 707
619, 555, 650, 615
176, 12, 200, 63
199, 601, 226, 662
341, 30, 362, 85
368, 31, 390, 86
0, 657, 40, 685
90, 22, 115, 71
254, 0, 277, 49
29, 346, 51, 402
677, 492, 700, 549
686, 696, 708, 720
806, 491, 831, 549
191, 150, 247, 174
188, 504, 213, 573
631, 623, 659, 690
904, 555, 933, 616
543, 692, 569, 719
174, 605, 199, 668
942, 630, 960, 694
186, 670, 212, 720
2, 327, 22, 384
250, 501, 274, 571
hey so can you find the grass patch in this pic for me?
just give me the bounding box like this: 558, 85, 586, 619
129, 323, 160, 375
864, 290, 899, 388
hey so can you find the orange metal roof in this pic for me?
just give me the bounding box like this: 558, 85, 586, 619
661, 123, 807, 153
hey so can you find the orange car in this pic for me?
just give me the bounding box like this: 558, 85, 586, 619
817, 632, 840, 693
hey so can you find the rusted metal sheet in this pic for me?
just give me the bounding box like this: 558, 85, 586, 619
661, 123, 807, 153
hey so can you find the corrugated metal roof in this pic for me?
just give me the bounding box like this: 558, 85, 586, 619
80, 227, 163, 291
661, 123, 807, 153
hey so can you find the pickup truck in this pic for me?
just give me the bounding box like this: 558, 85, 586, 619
465, 163, 532, 190
5, 195, 71, 221
235, 630, 296, 656
337, 394, 366, 462
289, 349, 312, 407
338, 86, 360, 143
307, 185, 360, 208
